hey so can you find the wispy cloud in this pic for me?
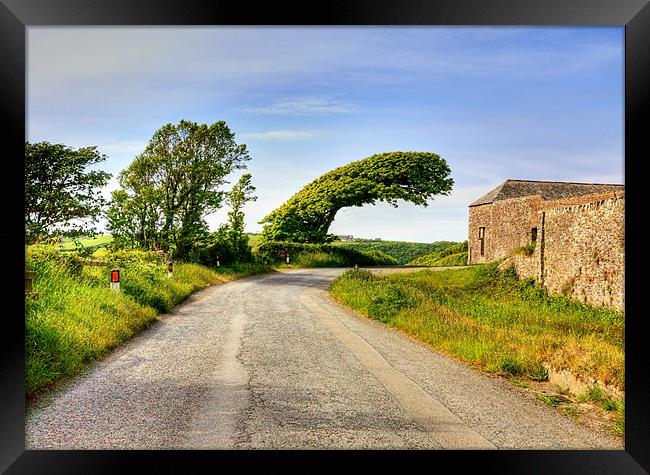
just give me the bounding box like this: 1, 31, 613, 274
98, 141, 148, 154
240, 98, 358, 116
240, 130, 315, 140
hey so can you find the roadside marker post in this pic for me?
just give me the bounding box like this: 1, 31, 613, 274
286, 252, 290, 264
216, 255, 221, 267
110, 268, 120, 292
25, 270, 35, 293
167, 261, 173, 278
25, 269, 38, 299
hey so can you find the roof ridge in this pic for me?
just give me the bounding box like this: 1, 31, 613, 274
505, 179, 624, 186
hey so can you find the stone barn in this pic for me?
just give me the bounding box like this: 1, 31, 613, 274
467, 179, 625, 310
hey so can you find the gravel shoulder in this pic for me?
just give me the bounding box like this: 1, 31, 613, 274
26, 267, 622, 449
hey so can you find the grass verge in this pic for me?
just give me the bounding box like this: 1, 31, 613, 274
25, 245, 271, 398
329, 263, 624, 435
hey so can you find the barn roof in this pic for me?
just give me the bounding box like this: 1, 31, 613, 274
469, 179, 625, 207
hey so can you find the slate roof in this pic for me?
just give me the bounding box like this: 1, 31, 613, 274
469, 180, 625, 207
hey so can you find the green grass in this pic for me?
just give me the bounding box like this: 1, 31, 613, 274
25, 244, 271, 397
58, 234, 113, 251
561, 406, 579, 417
574, 384, 625, 435
330, 264, 624, 391
509, 377, 530, 388
331, 264, 625, 435
407, 241, 468, 266
509, 242, 536, 257
538, 395, 564, 407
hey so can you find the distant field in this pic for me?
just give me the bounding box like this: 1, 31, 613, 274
59, 234, 113, 251
408, 241, 468, 266
333, 239, 458, 265
246, 234, 460, 265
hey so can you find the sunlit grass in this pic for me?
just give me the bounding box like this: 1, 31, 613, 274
330, 264, 624, 390
25, 245, 271, 397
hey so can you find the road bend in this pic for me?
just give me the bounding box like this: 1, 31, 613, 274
26, 268, 621, 449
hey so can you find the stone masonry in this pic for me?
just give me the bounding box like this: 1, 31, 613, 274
467, 180, 624, 311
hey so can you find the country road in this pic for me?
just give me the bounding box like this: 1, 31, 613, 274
26, 268, 621, 449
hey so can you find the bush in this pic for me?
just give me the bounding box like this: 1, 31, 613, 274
187, 228, 254, 267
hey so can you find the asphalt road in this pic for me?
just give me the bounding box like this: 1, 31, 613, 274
26, 268, 621, 449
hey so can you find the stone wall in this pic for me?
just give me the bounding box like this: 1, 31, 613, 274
507, 192, 624, 311
467, 196, 542, 264
541, 194, 624, 310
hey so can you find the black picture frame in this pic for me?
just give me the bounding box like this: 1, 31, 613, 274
2, 0, 648, 472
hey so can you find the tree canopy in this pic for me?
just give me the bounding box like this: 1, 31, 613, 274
106, 119, 250, 258
25, 141, 112, 244
259, 151, 453, 243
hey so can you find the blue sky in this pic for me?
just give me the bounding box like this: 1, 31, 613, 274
27, 27, 624, 242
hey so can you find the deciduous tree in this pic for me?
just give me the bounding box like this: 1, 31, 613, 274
25, 141, 112, 244
106, 120, 250, 258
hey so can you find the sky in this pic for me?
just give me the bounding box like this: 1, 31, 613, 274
27, 27, 624, 242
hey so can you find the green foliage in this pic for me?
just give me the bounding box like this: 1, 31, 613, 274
188, 226, 254, 267
260, 151, 453, 243
538, 395, 564, 407
254, 240, 398, 267
509, 242, 536, 257
367, 284, 416, 322
25, 141, 112, 244
408, 241, 468, 266
25, 245, 269, 396
106, 119, 250, 259
330, 263, 624, 391
509, 377, 530, 389
59, 234, 114, 253
25, 244, 270, 397
223, 173, 257, 261
336, 240, 457, 265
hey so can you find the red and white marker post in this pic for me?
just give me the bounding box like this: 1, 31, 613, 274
110, 268, 120, 292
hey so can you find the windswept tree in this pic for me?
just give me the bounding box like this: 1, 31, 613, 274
260, 151, 453, 243
25, 141, 112, 244
106, 119, 250, 258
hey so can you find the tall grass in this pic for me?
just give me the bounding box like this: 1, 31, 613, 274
330, 264, 624, 390
25, 245, 270, 397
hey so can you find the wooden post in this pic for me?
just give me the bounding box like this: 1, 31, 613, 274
25, 270, 38, 299
25, 270, 35, 293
